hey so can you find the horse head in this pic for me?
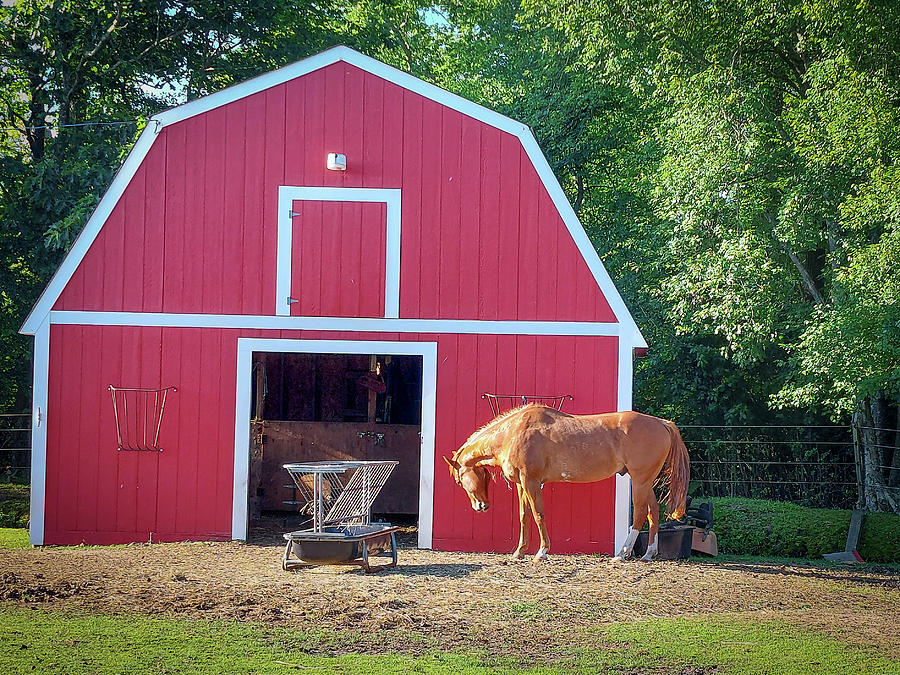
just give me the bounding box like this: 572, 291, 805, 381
443, 456, 492, 512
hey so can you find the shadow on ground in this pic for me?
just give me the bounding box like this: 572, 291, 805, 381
693, 560, 899, 587
379, 563, 484, 578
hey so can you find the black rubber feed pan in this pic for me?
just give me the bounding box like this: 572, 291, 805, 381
631, 525, 694, 560
282, 524, 400, 572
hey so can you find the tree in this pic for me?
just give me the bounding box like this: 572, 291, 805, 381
548, 0, 900, 509
0, 0, 390, 410
4, 0, 899, 510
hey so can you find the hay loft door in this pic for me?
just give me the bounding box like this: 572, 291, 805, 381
276, 187, 402, 318
289, 200, 386, 318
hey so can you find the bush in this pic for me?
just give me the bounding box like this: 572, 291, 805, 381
858, 512, 900, 564
700, 497, 900, 563
0, 528, 29, 549
0, 483, 29, 528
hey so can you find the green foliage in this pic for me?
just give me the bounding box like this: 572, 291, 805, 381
774, 228, 900, 412
0, 483, 29, 528
0, 0, 436, 411
535, 0, 900, 422
0, 608, 895, 674
2, 0, 899, 434
705, 497, 900, 563
858, 511, 900, 565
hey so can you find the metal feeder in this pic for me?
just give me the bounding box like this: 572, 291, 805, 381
281, 460, 400, 573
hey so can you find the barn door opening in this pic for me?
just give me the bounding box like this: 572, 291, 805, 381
247, 351, 423, 540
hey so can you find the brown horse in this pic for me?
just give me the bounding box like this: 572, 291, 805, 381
444, 405, 689, 564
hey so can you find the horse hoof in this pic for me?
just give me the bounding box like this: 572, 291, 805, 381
612, 554, 628, 562
512, 550, 526, 560
532, 548, 549, 565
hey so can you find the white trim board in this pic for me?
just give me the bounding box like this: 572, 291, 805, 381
21, 46, 645, 348
277, 186, 401, 318
232, 338, 438, 549
48, 310, 624, 337
28, 318, 50, 546
613, 331, 635, 553
614, 473, 632, 554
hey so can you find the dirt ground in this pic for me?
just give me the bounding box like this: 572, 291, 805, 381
1, 530, 898, 659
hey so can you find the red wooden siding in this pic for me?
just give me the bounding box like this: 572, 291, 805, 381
53, 62, 616, 323
43, 325, 617, 551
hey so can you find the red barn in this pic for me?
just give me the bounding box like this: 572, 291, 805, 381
22, 47, 647, 554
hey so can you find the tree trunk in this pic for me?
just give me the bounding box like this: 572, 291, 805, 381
871, 391, 887, 450
26, 73, 47, 161
855, 395, 900, 513
573, 174, 585, 214
763, 211, 824, 304
891, 435, 900, 488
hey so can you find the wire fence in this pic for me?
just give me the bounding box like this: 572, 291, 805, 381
2, 414, 899, 512
0, 414, 31, 483
681, 424, 900, 511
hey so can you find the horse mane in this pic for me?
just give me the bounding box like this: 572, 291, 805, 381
453, 403, 558, 462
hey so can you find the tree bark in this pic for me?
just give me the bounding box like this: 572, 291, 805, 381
855, 395, 900, 513
25, 72, 46, 161
891, 430, 900, 488
573, 174, 585, 214
891, 394, 900, 488
764, 211, 825, 304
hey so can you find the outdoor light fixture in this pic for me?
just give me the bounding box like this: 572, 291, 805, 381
326, 153, 347, 170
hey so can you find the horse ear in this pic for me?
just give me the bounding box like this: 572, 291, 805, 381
442, 456, 459, 470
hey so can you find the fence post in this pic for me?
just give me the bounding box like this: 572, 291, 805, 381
851, 423, 864, 510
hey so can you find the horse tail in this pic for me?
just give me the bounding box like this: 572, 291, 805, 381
662, 422, 690, 520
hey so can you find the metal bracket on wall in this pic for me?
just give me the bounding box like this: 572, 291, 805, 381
357, 431, 386, 446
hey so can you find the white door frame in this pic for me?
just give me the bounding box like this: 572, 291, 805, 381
276, 187, 402, 318
232, 337, 437, 548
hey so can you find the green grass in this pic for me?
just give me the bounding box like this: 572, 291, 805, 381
0, 608, 895, 674
589, 616, 898, 674
506, 600, 549, 620
0, 609, 513, 674
0, 528, 29, 549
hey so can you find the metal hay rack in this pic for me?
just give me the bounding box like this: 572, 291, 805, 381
481, 393, 573, 417
281, 460, 400, 573
108, 385, 177, 451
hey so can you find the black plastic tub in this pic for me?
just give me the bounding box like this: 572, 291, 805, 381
632, 524, 694, 560
282, 524, 399, 572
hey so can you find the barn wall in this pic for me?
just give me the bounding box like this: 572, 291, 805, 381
52, 62, 616, 323
43, 325, 617, 552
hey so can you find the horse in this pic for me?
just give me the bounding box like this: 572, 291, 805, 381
444, 404, 689, 564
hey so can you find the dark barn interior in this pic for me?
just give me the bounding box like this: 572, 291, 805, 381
248, 352, 423, 532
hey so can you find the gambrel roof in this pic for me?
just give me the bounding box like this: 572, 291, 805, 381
22, 46, 646, 348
